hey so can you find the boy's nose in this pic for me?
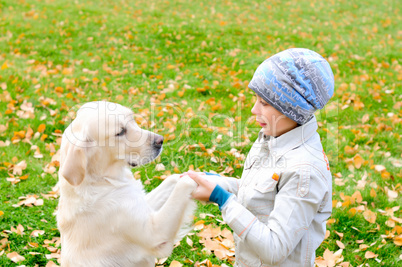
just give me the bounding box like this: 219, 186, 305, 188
251, 102, 258, 115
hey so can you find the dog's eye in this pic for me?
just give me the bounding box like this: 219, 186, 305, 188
116, 128, 126, 137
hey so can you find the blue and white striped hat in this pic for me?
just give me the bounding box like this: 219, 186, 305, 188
248, 48, 334, 125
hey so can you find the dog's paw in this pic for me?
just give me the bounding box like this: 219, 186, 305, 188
164, 174, 180, 185
178, 176, 198, 192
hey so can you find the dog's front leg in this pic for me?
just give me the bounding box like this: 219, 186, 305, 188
145, 174, 180, 211
148, 176, 197, 257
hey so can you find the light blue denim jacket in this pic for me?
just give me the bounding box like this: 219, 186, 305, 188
209, 116, 332, 266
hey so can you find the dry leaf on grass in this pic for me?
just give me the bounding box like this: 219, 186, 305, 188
364, 251, 378, 259
363, 209, 377, 224
46, 261, 59, 267
31, 230, 45, 237
12, 194, 44, 207
7, 251, 25, 263
315, 248, 344, 267
9, 224, 25, 236
197, 224, 235, 261
12, 160, 27, 175
169, 260, 183, 267
336, 240, 345, 249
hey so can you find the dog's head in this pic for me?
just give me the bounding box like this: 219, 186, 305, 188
59, 101, 163, 186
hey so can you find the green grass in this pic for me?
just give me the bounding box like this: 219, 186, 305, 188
0, 0, 401, 266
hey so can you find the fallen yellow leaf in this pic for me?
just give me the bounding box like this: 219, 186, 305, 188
353, 154, 364, 169
352, 190, 363, 203
1, 62, 8, 70
381, 171, 391, 179
363, 209, 377, 224
364, 251, 378, 259
7, 252, 25, 263
370, 188, 377, 197
37, 123, 46, 133
46, 261, 59, 267
394, 235, 402, 246
373, 165, 386, 172
344, 145, 356, 155
178, 90, 185, 97
324, 230, 330, 239
186, 236, 193, 247
169, 260, 183, 267
334, 231, 344, 239
336, 240, 345, 249
40, 134, 48, 141
362, 114, 370, 123
359, 244, 369, 251
12, 160, 27, 175
62, 68, 73, 75
386, 189, 398, 200
30, 230, 45, 237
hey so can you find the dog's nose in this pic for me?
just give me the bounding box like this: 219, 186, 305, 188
153, 135, 164, 148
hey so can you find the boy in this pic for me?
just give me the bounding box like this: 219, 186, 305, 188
187, 48, 334, 266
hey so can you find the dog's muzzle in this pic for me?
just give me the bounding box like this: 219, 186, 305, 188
153, 134, 164, 149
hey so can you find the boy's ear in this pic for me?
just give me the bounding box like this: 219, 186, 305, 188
60, 140, 87, 186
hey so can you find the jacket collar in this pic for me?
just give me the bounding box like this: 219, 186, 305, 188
257, 115, 318, 158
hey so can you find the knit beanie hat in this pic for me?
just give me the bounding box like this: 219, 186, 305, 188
248, 48, 334, 125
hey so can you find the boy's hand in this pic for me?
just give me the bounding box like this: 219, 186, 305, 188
185, 170, 217, 202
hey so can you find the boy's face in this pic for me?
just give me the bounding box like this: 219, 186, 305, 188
251, 94, 298, 137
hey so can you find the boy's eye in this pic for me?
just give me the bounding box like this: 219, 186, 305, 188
116, 128, 126, 136
260, 101, 268, 106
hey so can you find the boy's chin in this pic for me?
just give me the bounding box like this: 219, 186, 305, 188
262, 128, 284, 138
261, 129, 274, 137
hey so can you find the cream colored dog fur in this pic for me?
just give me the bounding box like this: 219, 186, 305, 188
57, 101, 197, 266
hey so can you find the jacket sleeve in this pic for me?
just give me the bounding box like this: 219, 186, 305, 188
203, 174, 240, 195
221, 165, 330, 265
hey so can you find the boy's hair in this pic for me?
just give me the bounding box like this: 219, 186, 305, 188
248, 48, 334, 125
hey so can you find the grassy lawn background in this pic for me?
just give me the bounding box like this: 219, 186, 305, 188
0, 0, 401, 266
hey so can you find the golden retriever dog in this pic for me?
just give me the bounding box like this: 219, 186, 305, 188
57, 101, 197, 267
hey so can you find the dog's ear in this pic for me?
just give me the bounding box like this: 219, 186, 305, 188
60, 141, 87, 186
